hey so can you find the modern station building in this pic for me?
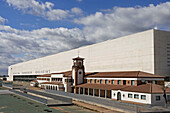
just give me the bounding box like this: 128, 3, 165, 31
7, 29, 170, 105
8, 29, 170, 81
30, 56, 170, 105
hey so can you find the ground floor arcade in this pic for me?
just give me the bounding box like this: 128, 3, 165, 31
74, 87, 112, 99
41, 84, 65, 91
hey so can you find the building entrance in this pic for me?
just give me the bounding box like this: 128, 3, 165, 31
117, 92, 121, 101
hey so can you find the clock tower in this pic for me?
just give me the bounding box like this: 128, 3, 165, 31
72, 57, 85, 86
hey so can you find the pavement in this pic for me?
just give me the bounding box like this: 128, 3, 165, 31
2, 82, 170, 113
73, 100, 122, 113
44, 90, 170, 113
0, 90, 14, 94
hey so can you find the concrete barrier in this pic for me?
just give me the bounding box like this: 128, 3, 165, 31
9, 89, 72, 106
26, 89, 72, 104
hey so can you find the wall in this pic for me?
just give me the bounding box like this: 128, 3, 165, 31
112, 90, 151, 104
151, 94, 167, 106
154, 30, 170, 77
8, 29, 156, 81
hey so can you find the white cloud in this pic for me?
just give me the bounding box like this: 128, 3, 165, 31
75, 2, 170, 42
5, 0, 83, 20
0, 24, 91, 74
1, 2, 170, 75
0, 16, 7, 24
71, 7, 83, 15
76, 0, 83, 2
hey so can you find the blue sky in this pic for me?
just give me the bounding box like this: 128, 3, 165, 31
0, 0, 169, 30
0, 0, 170, 75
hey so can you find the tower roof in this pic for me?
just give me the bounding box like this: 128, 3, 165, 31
72, 56, 84, 60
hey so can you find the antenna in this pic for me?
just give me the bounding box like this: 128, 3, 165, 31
78, 48, 80, 57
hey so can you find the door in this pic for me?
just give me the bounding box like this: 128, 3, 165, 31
117, 92, 121, 101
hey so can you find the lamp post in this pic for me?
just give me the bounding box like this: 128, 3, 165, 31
162, 85, 167, 108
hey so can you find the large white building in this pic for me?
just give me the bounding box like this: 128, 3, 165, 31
8, 29, 170, 81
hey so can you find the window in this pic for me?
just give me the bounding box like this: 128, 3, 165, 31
79, 71, 82, 74
90, 79, 92, 83
128, 94, 133, 98
105, 80, 108, 84
100, 80, 103, 84
141, 95, 146, 100
118, 80, 121, 85
167, 95, 170, 103
68, 79, 72, 82
153, 80, 157, 84
95, 79, 97, 83
112, 80, 114, 84
123, 80, 126, 85
131, 80, 135, 85
156, 96, 160, 101
78, 62, 82, 66
145, 80, 149, 84
134, 94, 139, 99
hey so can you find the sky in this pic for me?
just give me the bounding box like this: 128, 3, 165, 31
0, 0, 170, 75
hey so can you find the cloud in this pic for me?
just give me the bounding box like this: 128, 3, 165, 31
0, 16, 8, 24
0, 24, 92, 75
71, 7, 83, 15
5, 0, 83, 20
75, 2, 170, 42
1, 2, 170, 75
76, 0, 83, 2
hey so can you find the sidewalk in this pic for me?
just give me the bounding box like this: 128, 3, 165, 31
44, 90, 170, 113
73, 100, 123, 113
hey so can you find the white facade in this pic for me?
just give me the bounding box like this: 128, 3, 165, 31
112, 90, 152, 104
8, 29, 170, 81
112, 90, 170, 105
37, 73, 72, 92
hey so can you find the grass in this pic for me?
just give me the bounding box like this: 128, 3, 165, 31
0, 94, 61, 113
0, 94, 95, 113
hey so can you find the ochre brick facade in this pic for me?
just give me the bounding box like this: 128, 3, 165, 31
86, 79, 164, 87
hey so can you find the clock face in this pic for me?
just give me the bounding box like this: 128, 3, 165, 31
78, 69, 83, 84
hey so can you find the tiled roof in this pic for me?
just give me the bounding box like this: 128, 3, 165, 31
30, 80, 38, 83
122, 83, 170, 94
72, 57, 84, 60
63, 71, 72, 77
85, 71, 164, 78
41, 82, 63, 85
37, 74, 51, 77
52, 71, 72, 77
76, 83, 127, 90
76, 83, 170, 94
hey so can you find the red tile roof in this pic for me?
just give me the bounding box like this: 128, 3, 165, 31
76, 83, 127, 90
85, 71, 164, 78
76, 83, 170, 94
30, 80, 38, 83
52, 71, 72, 77
37, 74, 51, 77
122, 83, 170, 94
72, 57, 84, 60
